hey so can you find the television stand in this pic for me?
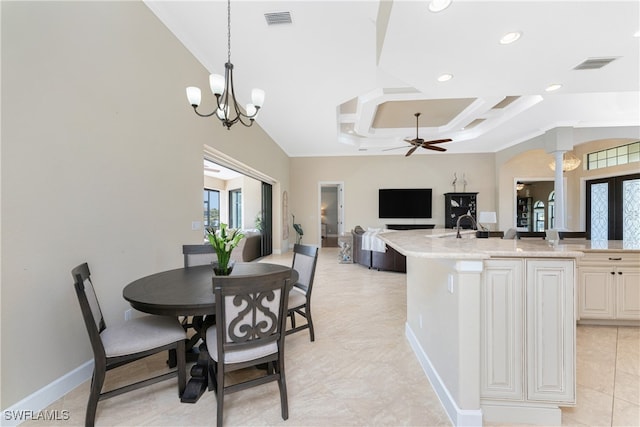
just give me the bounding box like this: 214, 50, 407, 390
386, 224, 435, 230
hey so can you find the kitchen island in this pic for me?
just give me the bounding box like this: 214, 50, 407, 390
377, 229, 587, 426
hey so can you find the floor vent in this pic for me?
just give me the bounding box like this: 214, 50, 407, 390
574, 57, 618, 70
264, 12, 292, 25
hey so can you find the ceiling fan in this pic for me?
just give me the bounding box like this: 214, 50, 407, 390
386, 112, 452, 156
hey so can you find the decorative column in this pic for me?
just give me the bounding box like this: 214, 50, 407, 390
546, 127, 573, 231
553, 150, 565, 230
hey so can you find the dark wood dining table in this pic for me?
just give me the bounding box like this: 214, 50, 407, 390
123, 262, 297, 403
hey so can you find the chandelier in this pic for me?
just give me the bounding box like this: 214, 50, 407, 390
548, 151, 582, 172
185, 0, 264, 129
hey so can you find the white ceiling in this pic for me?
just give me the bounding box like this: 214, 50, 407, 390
146, 0, 640, 157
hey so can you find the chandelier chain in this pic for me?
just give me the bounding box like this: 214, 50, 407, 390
227, 0, 231, 63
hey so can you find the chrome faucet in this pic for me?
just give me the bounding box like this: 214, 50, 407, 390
456, 214, 478, 238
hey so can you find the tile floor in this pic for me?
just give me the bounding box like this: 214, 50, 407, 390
25, 248, 639, 426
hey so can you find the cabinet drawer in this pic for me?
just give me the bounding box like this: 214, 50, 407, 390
579, 252, 640, 266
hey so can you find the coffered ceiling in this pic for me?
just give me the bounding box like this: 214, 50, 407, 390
145, 0, 640, 157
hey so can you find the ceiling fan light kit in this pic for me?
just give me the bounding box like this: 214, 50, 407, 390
186, 0, 264, 130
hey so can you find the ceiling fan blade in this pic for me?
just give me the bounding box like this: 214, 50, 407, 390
423, 138, 452, 145
424, 145, 447, 152
406, 146, 418, 157
383, 146, 407, 152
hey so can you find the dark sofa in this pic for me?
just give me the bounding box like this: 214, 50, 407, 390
352, 226, 406, 273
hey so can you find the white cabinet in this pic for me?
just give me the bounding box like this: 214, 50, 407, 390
578, 252, 640, 322
578, 266, 615, 318
616, 266, 640, 319
526, 259, 575, 403
481, 258, 575, 406
481, 259, 524, 400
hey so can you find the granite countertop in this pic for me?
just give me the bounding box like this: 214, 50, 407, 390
377, 229, 640, 260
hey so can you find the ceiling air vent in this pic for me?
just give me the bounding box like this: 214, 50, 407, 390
264, 12, 292, 25
573, 57, 618, 70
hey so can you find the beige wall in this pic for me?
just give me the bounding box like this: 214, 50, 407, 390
0, 1, 289, 409
290, 153, 497, 245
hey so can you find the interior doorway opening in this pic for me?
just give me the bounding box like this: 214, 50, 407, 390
319, 182, 344, 248
514, 179, 554, 231
203, 146, 277, 257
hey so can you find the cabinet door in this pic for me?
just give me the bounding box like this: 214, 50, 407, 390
578, 266, 615, 319
526, 260, 575, 404
615, 267, 640, 320
480, 259, 524, 400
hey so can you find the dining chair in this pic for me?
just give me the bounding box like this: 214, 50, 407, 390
206, 269, 292, 427
181, 244, 219, 357
286, 244, 319, 341
503, 228, 518, 239
72, 263, 186, 427
183, 243, 216, 267
516, 231, 546, 239
559, 231, 587, 239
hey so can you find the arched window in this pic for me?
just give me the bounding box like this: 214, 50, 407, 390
533, 200, 545, 232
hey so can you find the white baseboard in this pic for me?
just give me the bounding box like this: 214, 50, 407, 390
1, 360, 93, 426
482, 403, 561, 425
405, 323, 483, 427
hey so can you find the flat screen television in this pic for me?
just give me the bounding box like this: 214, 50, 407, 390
378, 188, 432, 218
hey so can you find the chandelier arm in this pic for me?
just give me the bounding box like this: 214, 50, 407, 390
227, 71, 252, 127
225, 64, 258, 126
192, 107, 218, 118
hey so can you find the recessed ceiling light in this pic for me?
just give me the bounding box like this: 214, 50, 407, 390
634, 30, 640, 37
545, 83, 562, 92
437, 73, 453, 82
500, 31, 522, 45
428, 0, 452, 13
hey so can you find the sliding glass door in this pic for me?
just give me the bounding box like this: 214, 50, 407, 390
261, 182, 273, 256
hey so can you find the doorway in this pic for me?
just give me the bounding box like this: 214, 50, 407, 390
203, 146, 277, 257
514, 179, 555, 230
586, 173, 640, 240
319, 182, 344, 247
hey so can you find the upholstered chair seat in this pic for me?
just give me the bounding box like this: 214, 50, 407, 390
101, 315, 187, 358
206, 327, 277, 364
